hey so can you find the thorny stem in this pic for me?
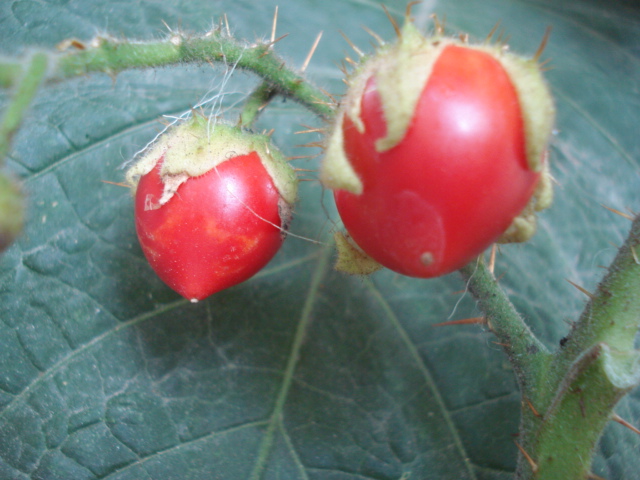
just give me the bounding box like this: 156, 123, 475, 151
535, 213, 640, 414
527, 214, 640, 477
458, 259, 550, 395
552, 213, 640, 374
462, 216, 640, 479
0, 31, 335, 121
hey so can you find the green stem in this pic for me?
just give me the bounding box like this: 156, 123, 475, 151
459, 259, 550, 395
517, 342, 639, 479
1, 32, 335, 121
0, 53, 48, 161
555, 213, 640, 370
511, 214, 640, 479
240, 81, 278, 128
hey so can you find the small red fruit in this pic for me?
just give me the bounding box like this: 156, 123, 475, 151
322, 23, 554, 277
126, 118, 297, 301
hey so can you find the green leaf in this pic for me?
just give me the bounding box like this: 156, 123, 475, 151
1, 0, 639, 479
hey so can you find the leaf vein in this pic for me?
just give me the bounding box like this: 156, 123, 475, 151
364, 278, 479, 480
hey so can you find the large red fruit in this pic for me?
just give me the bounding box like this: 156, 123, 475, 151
322, 24, 554, 277
127, 119, 297, 301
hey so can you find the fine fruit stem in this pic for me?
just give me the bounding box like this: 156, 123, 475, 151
240, 82, 278, 128
458, 258, 550, 395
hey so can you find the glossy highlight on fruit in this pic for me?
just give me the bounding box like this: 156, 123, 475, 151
322, 23, 554, 278
127, 118, 297, 301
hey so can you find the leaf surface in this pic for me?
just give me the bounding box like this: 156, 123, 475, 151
1, 0, 639, 479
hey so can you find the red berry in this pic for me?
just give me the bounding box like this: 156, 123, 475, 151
322, 24, 554, 277
127, 119, 297, 301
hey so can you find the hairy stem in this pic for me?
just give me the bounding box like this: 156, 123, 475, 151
458, 259, 550, 395
511, 215, 640, 479
554, 213, 640, 372
0, 31, 335, 121
462, 215, 640, 479
240, 81, 278, 128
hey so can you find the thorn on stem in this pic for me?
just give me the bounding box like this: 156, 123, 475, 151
344, 56, 358, 66
405, 1, 421, 22
534, 26, 552, 62
339, 31, 364, 57
295, 128, 325, 135
264, 33, 289, 49
524, 397, 542, 418
485, 21, 501, 43
432, 317, 486, 327
287, 154, 321, 161
488, 244, 498, 274
362, 25, 385, 46
601, 204, 635, 221
301, 31, 323, 73
538, 58, 553, 71
337, 61, 350, 77
101, 180, 129, 188
223, 14, 231, 37
496, 30, 511, 46
514, 441, 538, 474
270, 6, 278, 44
566, 279, 595, 299
612, 413, 640, 435
161, 19, 172, 34
296, 141, 325, 150
382, 4, 402, 37
317, 86, 337, 104
311, 99, 336, 108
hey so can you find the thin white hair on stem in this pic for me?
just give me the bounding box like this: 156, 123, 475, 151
446, 259, 479, 320
202, 48, 246, 138
123, 46, 248, 170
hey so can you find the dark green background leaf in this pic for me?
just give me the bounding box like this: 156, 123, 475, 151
1, 0, 639, 479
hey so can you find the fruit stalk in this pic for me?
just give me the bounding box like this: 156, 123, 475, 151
240, 81, 278, 128
458, 260, 550, 393
0, 31, 335, 120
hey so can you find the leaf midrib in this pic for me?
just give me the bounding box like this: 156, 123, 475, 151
248, 241, 333, 480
